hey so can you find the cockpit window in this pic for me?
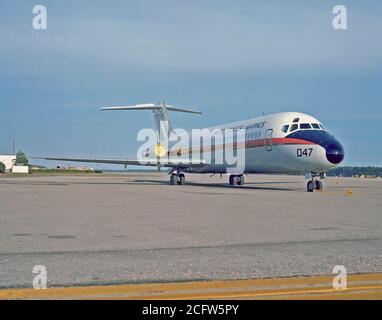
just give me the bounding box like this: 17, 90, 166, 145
319, 124, 325, 130
281, 125, 289, 133
292, 118, 300, 123
290, 124, 298, 132
300, 123, 311, 129
311, 123, 320, 129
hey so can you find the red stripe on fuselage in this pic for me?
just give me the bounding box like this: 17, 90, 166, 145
246, 137, 315, 148
168, 137, 317, 157
271, 137, 316, 145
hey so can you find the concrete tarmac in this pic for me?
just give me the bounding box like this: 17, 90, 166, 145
0, 173, 381, 291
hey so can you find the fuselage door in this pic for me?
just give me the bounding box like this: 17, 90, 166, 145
265, 129, 273, 151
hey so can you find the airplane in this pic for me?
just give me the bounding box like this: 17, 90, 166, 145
43, 101, 345, 192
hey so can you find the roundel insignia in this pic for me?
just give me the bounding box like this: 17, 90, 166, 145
154, 144, 167, 158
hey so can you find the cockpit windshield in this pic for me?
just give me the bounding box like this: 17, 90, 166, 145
289, 124, 298, 132
300, 123, 311, 129
281, 125, 289, 133
282, 121, 325, 133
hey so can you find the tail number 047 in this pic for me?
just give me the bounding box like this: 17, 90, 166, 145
297, 148, 313, 157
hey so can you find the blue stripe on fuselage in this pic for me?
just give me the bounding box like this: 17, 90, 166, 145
285, 130, 337, 149
286, 129, 345, 164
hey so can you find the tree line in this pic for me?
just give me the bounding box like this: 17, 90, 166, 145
327, 166, 382, 177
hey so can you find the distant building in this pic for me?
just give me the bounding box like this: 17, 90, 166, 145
12, 166, 30, 174
0, 155, 16, 172
67, 166, 95, 171
79, 167, 95, 172
30, 164, 46, 170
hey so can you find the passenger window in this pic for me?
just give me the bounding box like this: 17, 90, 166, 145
300, 123, 311, 129
311, 123, 320, 129
290, 124, 298, 132
281, 125, 289, 133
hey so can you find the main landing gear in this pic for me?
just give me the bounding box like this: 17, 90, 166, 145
306, 173, 324, 192
170, 173, 186, 185
229, 174, 245, 186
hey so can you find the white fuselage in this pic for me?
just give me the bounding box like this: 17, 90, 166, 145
160, 112, 344, 175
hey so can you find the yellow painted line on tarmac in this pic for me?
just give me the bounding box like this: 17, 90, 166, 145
1, 273, 382, 300
150, 285, 382, 300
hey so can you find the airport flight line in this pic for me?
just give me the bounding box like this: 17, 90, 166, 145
1, 273, 381, 300
42, 101, 345, 192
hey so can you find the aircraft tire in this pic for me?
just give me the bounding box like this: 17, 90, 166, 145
178, 174, 185, 185
315, 180, 323, 190
170, 174, 177, 185
307, 180, 314, 192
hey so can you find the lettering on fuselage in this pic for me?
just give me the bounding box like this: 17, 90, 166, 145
245, 121, 266, 130
228, 121, 266, 132
229, 121, 267, 141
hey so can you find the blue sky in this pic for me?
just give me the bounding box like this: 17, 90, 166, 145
0, 0, 381, 167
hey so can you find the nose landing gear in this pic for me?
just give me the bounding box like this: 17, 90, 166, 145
306, 172, 324, 192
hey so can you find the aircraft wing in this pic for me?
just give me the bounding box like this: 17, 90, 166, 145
40, 157, 206, 168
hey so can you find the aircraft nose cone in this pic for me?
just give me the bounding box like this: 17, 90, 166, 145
326, 142, 345, 164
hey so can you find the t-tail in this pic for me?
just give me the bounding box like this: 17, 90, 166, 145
100, 101, 201, 144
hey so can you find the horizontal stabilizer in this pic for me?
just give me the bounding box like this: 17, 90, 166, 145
100, 103, 202, 114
